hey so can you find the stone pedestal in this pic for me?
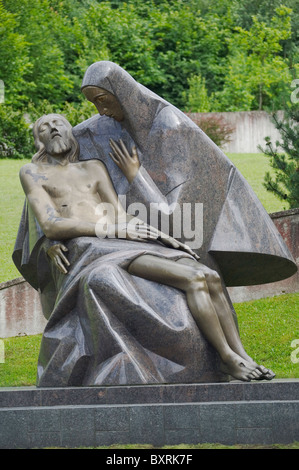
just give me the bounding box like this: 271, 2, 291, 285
0, 379, 298, 448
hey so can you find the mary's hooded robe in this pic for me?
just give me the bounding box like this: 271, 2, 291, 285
76, 61, 296, 287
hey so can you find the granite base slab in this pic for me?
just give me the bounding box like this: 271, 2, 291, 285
0, 380, 298, 448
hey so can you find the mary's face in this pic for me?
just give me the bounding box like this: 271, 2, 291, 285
82, 86, 124, 122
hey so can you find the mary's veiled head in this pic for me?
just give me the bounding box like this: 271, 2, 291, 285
81, 61, 167, 146
81, 61, 136, 118
81, 61, 132, 95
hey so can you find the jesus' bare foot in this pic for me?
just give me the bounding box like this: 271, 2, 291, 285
220, 352, 265, 382
229, 342, 276, 381
254, 364, 275, 380
236, 352, 275, 381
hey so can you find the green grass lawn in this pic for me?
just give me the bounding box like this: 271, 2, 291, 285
0, 158, 31, 283
227, 153, 286, 214
0, 154, 286, 283
0, 334, 42, 387
235, 293, 299, 379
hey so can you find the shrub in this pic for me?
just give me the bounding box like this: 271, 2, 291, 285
27, 99, 96, 128
0, 104, 34, 159
186, 112, 235, 148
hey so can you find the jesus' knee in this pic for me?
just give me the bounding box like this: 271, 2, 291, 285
184, 268, 209, 293
204, 268, 221, 286
202, 269, 226, 298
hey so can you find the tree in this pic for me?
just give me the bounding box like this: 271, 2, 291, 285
1, 0, 299, 159
148, 1, 231, 108
0, 1, 31, 105
260, 103, 299, 209
233, 0, 299, 72
213, 6, 294, 111
182, 74, 211, 112
3, 0, 74, 106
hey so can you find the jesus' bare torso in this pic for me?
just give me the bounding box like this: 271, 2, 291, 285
41, 162, 107, 224
20, 159, 130, 239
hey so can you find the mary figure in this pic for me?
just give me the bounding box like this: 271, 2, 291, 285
76, 61, 296, 286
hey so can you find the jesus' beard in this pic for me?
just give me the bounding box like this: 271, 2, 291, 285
46, 136, 72, 157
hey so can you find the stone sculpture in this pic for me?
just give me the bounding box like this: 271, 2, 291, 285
13, 61, 297, 387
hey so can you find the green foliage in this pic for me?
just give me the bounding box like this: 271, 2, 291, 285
0, 0, 298, 157
214, 6, 294, 111
26, 99, 97, 128
80, 1, 161, 87
260, 103, 299, 208
233, 0, 299, 72
2, 0, 73, 106
0, 105, 34, 159
0, 1, 31, 106
183, 74, 211, 112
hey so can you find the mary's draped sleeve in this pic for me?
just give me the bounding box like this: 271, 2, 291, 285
12, 200, 45, 289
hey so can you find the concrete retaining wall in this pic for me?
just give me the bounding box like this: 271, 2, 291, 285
193, 110, 283, 153
0, 210, 298, 338
0, 278, 46, 338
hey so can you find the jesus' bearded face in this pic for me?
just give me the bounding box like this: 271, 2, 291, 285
37, 115, 72, 158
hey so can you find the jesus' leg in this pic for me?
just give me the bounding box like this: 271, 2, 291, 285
128, 254, 264, 382
175, 258, 275, 379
